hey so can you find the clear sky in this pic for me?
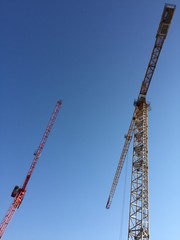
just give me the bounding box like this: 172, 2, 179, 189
0, 0, 180, 239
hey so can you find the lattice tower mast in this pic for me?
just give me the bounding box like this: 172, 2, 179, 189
106, 4, 176, 240
128, 98, 149, 239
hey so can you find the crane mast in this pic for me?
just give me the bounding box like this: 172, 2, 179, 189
106, 4, 175, 240
0, 100, 62, 239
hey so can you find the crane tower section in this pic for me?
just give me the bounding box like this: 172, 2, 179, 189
128, 98, 149, 240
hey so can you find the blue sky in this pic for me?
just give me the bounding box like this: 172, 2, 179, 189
0, 0, 180, 239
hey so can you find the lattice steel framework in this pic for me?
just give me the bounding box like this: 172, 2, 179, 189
106, 4, 176, 210
105, 4, 175, 240
128, 98, 149, 240
0, 100, 62, 239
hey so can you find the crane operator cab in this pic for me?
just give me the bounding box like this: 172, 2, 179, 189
11, 185, 21, 198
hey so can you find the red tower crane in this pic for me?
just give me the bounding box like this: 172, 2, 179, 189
0, 100, 62, 239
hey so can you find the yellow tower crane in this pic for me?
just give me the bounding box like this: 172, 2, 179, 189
106, 4, 176, 240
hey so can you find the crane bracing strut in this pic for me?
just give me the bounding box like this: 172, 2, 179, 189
0, 100, 62, 239
106, 4, 175, 240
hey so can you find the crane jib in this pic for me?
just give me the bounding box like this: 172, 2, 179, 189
139, 4, 175, 97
